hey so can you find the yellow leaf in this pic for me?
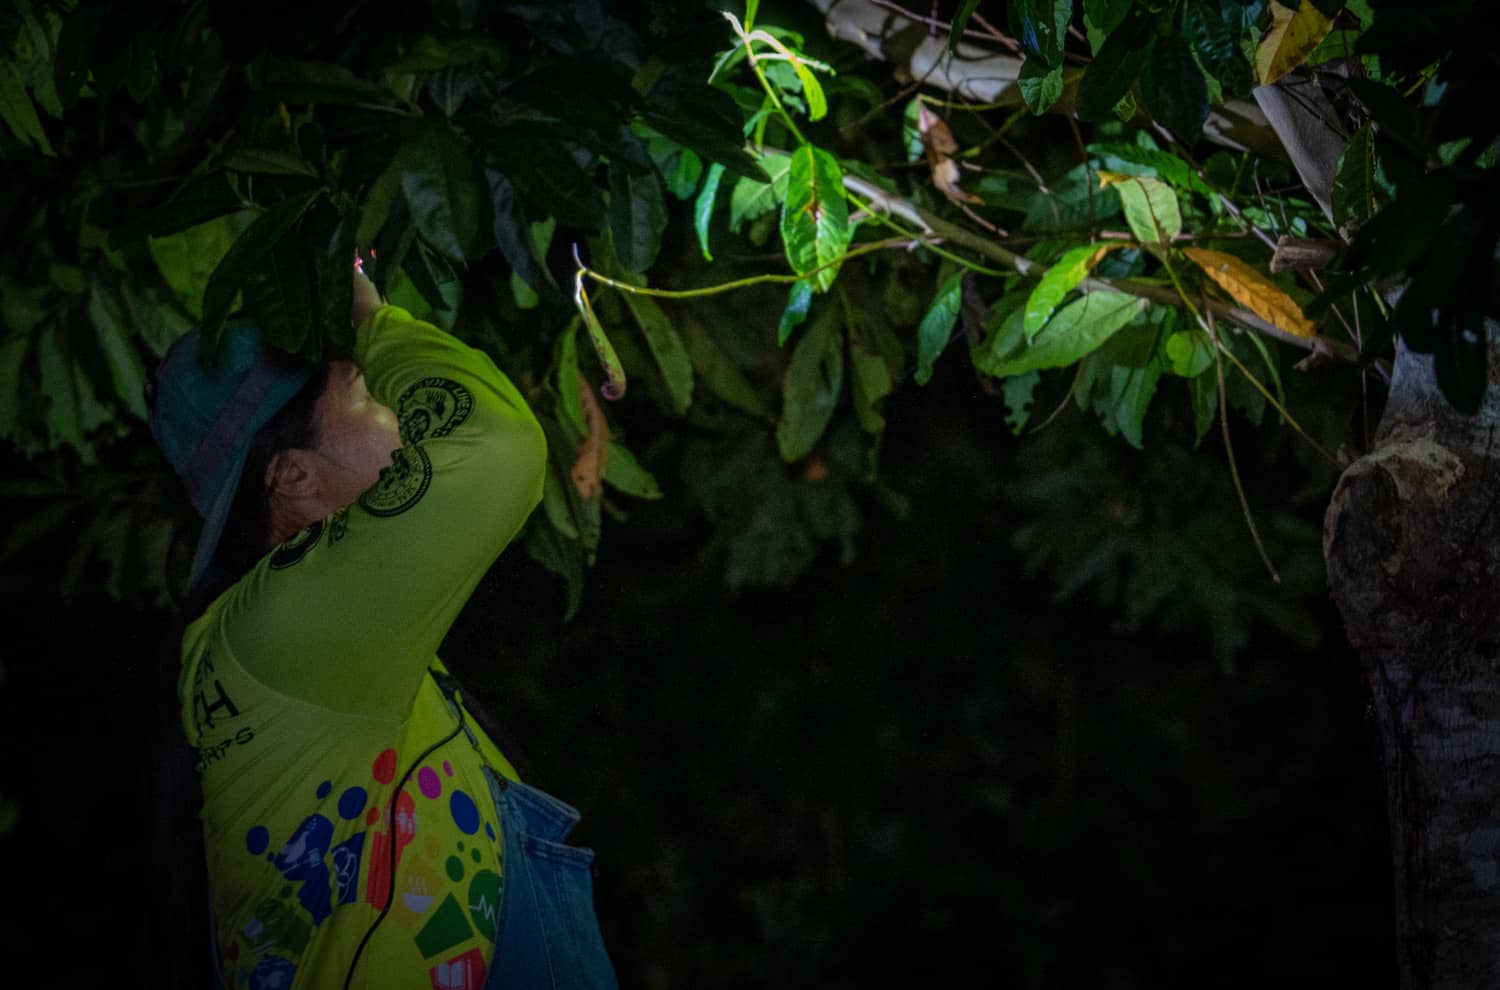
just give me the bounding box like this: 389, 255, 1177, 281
1182, 247, 1316, 339
1255, 1, 1334, 86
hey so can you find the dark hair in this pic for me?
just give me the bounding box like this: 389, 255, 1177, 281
142, 360, 328, 988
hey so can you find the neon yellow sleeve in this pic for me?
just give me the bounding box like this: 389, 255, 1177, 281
216, 304, 545, 717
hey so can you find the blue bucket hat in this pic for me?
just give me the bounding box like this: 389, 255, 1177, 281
147, 319, 316, 591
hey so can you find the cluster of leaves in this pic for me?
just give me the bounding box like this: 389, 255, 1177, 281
1, 0, 1490, 644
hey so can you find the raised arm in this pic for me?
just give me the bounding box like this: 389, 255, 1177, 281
217, 303, 546, 717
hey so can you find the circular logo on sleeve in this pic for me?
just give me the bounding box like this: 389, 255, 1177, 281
269, 520, 324, 569
359, 445, 433, 518
397, 377, 474, 444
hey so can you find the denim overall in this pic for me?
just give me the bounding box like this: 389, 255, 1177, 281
434, 669, 619, 990
479, 768, 620, 989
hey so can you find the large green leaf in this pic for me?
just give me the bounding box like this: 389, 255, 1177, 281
1010, 0, 1072, 68
311, 204, 358, 353
1018, 58, 1065, 114
1076, 8, 1154, 122
604, 442, 663, 499
487, 168, 557, 297
201, 191, 321, 350
681, 319, 773, 420
149, 211, 254, 320
777, 305, 844, 461
0, 55, 55, 155
1025, 243, 1111, 340
1142, 37, 1209, 145
694, 162, 727, 261
1098, 172, 1181, 247
622, 293, 694, 414
1332, 123, 1375, 230
729, 152, 793, 231
88, 288, 147, 420
641, 72, 770, 182
777, 279, 815, 346
977, 291, 1148, 377
608, 162, 668, 274
242, 235, 317, 355
915, 272, 963, 385
1188, 2, 1255, 97
947, 0, 983, 53
112, 173, 247, 247
780, 145, 851, 293
1086, 142, 1215, 197
397, 118, 481, 264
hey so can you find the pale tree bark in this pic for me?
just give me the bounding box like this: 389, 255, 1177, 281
1324, 333, 1500, 989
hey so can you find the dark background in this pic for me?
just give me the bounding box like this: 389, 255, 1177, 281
1, 357, 1395, 988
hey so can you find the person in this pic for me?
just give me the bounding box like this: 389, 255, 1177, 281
145, 262, 619, 990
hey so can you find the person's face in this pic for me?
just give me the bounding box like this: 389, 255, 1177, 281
305, 359, 402, 508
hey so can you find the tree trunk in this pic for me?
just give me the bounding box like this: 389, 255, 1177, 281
1323, 332, 1500, 989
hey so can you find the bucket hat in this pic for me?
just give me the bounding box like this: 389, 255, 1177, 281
146, 320, 316, 591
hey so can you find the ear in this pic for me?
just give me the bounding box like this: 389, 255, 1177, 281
265, 449, 319, 499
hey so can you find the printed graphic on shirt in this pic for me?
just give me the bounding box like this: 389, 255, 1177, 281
269, 520, 324, 569
398, 377, 474, 444
360, 445, 433, 517
328, 506, 350, 546
222, 746, 502, 989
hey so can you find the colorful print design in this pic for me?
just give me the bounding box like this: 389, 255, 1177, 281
224, 747, 504, 988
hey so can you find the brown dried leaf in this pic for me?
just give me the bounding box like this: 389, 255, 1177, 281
918, 101, 982, 205
571, 370, 609, 498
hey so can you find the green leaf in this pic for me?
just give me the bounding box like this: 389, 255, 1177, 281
310, 203, 358, 353
694, 162, 726, 261
1002, 371, 1040, 434
222, 148, 318, 177
622, 294, 694, 414
201, 191, 321, 349
1086, 142, 1215, 197
1188, 2, 1255, 97
1142, 37, 1209, 145
1105, 356, 1164, 449
608, 162, 668, 274
264, 59, 397, 106
0, 55, 55, 155
387, 34, 508, 73
576, 283, 627, 401
1332, 123, 1375, 229
641, 72, 770, 183
976, 291, 1148, 377
555, 323, 586, 444
1076, 9, 1154, 122
1018, 58, 1065, 114
915, 273, 963, 385
241, 235, 317, 355
541, 463, 579, 539
1010, 0, 1072, 67
522, 513, 584, 621
1082, 0, 1133, 41
604, 442, 663, 499
1165, 329, 1215, 377
88, 288, 146, 420
681, 320, 773, 420
149, 211, 253, 321
848, 319, 895, 434
512, 272, 539, 309
777, 280, 815, 346
1098, 172, 1181, 247
948, 0, 983, 53
780, 145, 851, 292
777, 306, 845, 461
1190, 369, 1218, 445
0, 336, 28, 439
112, 173, 247, 247
1025, 243, 1112, 340
729, 151, 793, 232
666, 148, 704, 200
487, 168, 556, 297
397, 119, 481, 265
